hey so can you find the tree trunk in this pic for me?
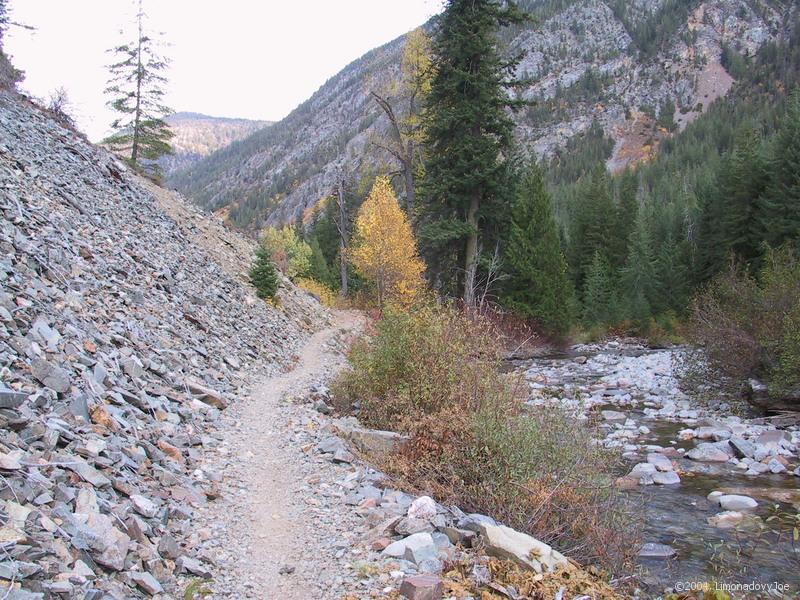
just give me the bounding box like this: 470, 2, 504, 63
338, 179, 348, 297
131, 6, 143, 166
463, 191, 479, 306
404, 140, 415, 216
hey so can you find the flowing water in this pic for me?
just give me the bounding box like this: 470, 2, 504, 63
515, 342, 800, 598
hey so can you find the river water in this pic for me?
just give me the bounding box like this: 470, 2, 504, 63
515, 341, 800, 598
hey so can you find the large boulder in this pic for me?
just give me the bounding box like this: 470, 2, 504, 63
476, 523, 567, 573
331, 418, 408, 459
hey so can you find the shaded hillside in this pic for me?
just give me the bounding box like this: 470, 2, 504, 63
169, 0, 791, 231
159, 112, 270, 176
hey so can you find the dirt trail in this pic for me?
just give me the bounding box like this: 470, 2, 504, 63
198, 309, 365, 599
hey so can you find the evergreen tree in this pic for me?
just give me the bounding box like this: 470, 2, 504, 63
501, 164, 575, 337
763, 89, 800, 247
419, 0, 526, 304
249, 245, 280, 300
104, 0, 173, 171
620, 208, 658, 324
307, 236, 333, 286
720, 126, 769, 264
656, 230, 690, 314
582, 251, 613, 326
569, 170, 617, 289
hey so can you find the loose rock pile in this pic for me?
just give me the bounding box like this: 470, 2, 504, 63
0, 91, 324, 598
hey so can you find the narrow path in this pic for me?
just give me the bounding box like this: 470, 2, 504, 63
196, 310, 366, 599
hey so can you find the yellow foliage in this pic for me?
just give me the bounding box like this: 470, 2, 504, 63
295, 277, 337, 307
350, 177, 425, 306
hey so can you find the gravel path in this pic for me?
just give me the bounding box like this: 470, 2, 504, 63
195, 310, 371, 599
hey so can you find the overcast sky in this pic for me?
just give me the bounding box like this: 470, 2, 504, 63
5, 1, 443, 141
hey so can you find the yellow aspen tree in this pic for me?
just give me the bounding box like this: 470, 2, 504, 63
350, 177, 426, 306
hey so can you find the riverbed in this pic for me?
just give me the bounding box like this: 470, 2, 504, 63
516, 341, 800, 598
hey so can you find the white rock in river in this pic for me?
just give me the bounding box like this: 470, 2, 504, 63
652, 471, 680, 485
646, 453, 673, 472
718, 495, 758, 511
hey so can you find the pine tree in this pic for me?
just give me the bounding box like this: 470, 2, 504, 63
720, 126, 769, 264
307, 236, 333, 286
350, 177, 426, 306
763, 89, 800, 247
104, 0, 173, 171
419, 0, 526, 304
569, 170, 617, 289
501, 163, 575, 337
582, 251, 613, 326
656, 229, 690, 314
620, 207, 658, 325
249, 245, 280, 300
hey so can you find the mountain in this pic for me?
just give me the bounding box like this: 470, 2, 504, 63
168, 0, 793, 231
159, 112, 271, 175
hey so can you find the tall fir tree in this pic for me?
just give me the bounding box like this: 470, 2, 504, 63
763, 88, 800, 247
419, 0, 526, 304
501, 163, 575, 337
582, 251, 614, 327
569, 170, 617, 291
104, 0, 173, 171
720, 126, 769, 264
620, 207, 658, 325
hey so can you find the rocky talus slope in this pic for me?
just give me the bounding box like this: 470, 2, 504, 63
0, 90, 325, 599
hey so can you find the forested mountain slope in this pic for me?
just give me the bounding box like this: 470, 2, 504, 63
158, 112, 270, 176
168, 0, 793, 230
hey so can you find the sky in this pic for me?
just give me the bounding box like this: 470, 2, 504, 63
5, 1, 443, 141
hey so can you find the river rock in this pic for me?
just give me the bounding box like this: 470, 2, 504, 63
686, 442, 732, 462
717, 494, 758, 511
755, 430, 791, 450
601, 410, 626, 423
647, 453, 674, 472
638, 542, 676, 559
476, 523, 567, 573
652, 471, 680, 485
728, 437, 756, 459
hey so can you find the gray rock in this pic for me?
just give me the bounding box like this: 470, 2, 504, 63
646, 453, 673, 472
728, 437, 756, 459
30, 358, 71, 393
686, 442, 731, 462
767, 458, 787, 474
601, 410, 626, 423
130, 494, 158, 518
0, 385, 27, 408
456, 513, 496, 532
129, 571, 164, 595
383, 532, 438, 566
755, 430, 790, 449
395, 518, 434, 536
176, 556, 212, 578
718, 495, 758, 511
477, 523, 568, 573
652, 471, 680, 485
639, 542, 676, 559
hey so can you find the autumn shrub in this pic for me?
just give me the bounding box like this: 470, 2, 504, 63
260, 226, 312, 280
690, 245, 800, 398
295, 277, 337, 307
333, 302, 640, 572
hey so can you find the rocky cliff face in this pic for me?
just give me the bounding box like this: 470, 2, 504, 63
0, 89, 323, 598
168, 0, 792, 230
159, 112, 270, 176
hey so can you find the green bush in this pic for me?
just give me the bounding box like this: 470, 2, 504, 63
333, 302, 640, 572
249, 245, 280, 300
690, 245, 800, 397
